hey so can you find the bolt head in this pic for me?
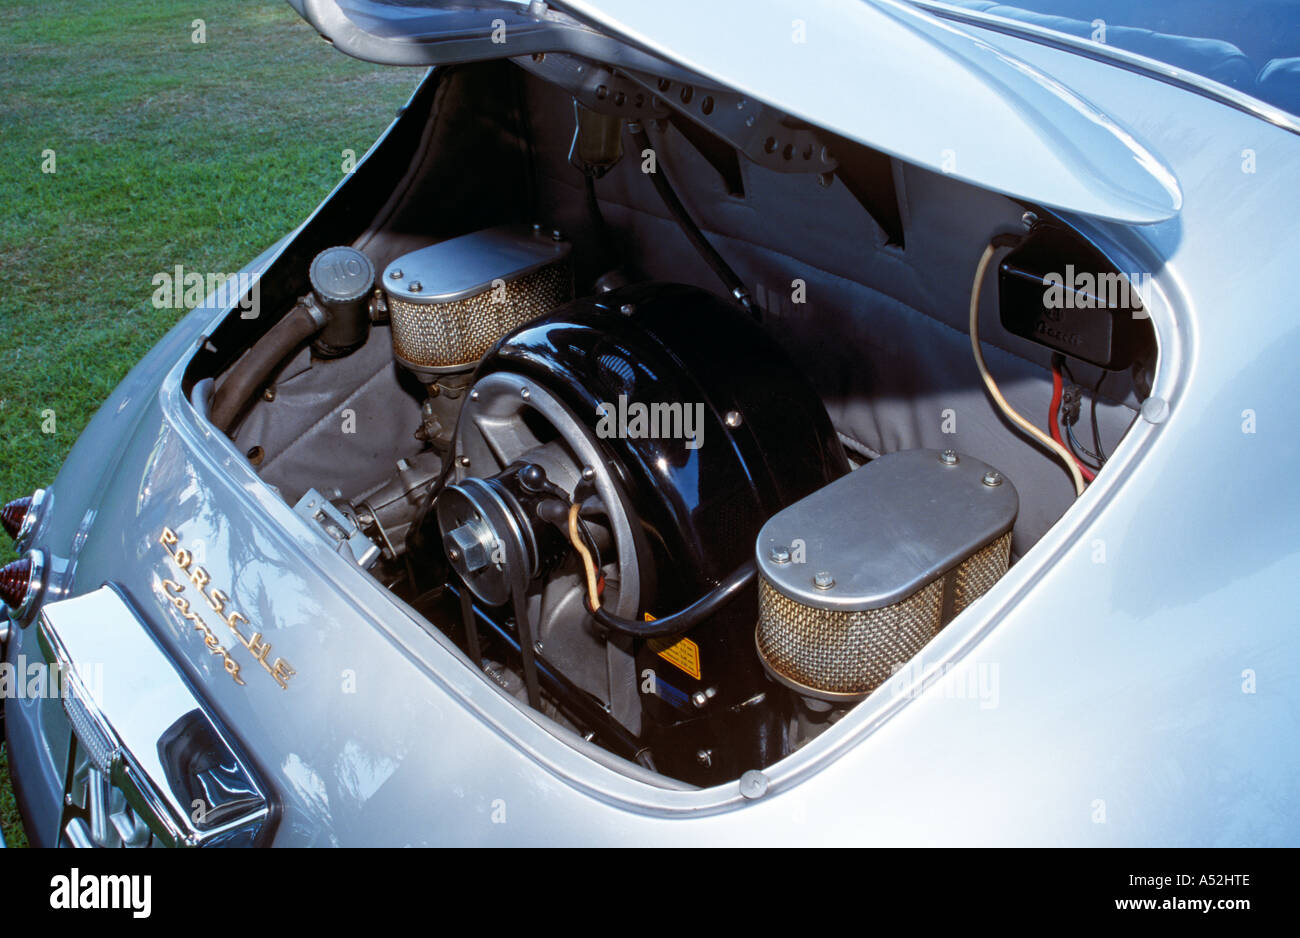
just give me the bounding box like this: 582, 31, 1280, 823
695, 749, 713, 767
447, 522, 493, 573
619, 303, 635, 316
469, 389, 479, 401
691, 691, 709, 709
982, 470, 1003, 487
813, 571, 835, 590
409, 281, 423, 293
520, 387, 531, 401
581, 466, 596, 481
769, 545, 792, 564
939, 449, 959, 466
458, 455, 471, 467
1021, 211, 1039, 230
389, 269, 403, 280
724, 410, 743, 428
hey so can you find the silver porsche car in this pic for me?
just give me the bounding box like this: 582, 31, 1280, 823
3, 0, 1298, 846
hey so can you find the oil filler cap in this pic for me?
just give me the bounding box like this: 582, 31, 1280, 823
309, 246, 375, 358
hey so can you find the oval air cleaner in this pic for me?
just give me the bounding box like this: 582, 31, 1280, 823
382, 225, 573, 375
754, 449, 1018, 702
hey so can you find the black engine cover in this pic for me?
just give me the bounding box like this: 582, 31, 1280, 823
480, 283, 848, 784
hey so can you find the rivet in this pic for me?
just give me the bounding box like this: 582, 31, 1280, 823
1141, 396, 1170, 425
724, 410, 743, 428
739, 770, 769, 799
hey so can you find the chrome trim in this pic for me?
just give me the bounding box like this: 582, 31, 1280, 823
63, 819, 94, 849
37, 584, 272, 848
908, 0, 1300, 136
8, 547, 47, 625
14, 487, 46, 551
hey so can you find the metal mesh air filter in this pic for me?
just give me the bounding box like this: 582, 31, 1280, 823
757, 576, 945, 699
388, 261, 572, 370
951, 530, 1013, 618
754, 450, 1018, 702
756, 531, 1012, 699
383, 226, 573, 373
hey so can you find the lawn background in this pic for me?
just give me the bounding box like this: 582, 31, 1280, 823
0, 0, 419, 847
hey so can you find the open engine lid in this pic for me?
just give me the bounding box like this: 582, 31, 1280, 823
288, 0, 1182, 225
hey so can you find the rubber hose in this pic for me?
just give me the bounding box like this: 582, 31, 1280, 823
629, 124, 757, 319
209, 303, 323, 433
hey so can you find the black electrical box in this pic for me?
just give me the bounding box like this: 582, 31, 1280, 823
998, 225, 1153, 370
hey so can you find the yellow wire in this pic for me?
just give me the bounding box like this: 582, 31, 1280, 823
969, 242, 1085, 497
568, 502, 602, 611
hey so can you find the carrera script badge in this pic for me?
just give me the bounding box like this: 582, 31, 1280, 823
156, 527, 295, 690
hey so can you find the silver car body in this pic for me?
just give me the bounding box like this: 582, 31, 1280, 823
6, 0, 1299, 845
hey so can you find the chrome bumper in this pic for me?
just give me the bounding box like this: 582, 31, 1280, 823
34, 585, 272, 847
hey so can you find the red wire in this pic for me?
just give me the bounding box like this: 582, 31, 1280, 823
1050, 363, 1096, 483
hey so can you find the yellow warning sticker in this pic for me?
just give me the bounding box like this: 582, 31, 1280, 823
647, 630, 701, 681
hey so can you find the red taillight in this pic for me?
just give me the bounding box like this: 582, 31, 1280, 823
0, 549, 44, 620
1, 496, 31, 540
0, 556, 33, 610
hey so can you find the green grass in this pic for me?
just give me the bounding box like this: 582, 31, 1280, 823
0, 0, 419, 848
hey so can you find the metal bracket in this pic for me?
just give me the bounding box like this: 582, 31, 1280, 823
515, 53, 670, 123
621, 69, 837, 175
293, 488, 381, 569
514, 52, 837, 176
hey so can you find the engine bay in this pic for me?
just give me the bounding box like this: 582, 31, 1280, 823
189, 58, 1158, 787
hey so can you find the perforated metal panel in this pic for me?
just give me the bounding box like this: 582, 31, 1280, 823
63, 692, 116, 774
388, 259, 572, 370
